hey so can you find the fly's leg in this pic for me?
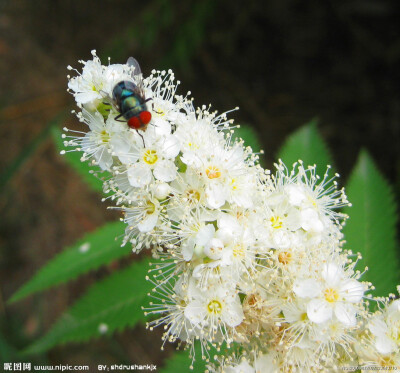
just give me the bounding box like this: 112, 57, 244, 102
138, 131, 146, 147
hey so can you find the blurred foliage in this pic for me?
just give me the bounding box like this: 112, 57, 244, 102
160, 344, 208, 373
0, 112, 68, 192
102, 0, 215, 72
23, 257, 152, 355
9, 221, 127, 303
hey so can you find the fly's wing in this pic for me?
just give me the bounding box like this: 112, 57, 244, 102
98, 88, 120, 112
127, 57, 142, 76
126, 57, 146, 99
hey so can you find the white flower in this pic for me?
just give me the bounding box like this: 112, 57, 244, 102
145, 71, 184, 129
299, 207, 324, 232
198, 144, 256, 209
293, 262, 365, 326
178, 218, 215, 261
184, 280, 244, 332
123, 193, 161, 234
274, 161, 350, 225
167, 170, 208, 221
68, 50, 132, 106
369, 299, 400, 354
68, 51, 105, 104
174, 118, 224, 168
127, 122, 180, 187
75, 110, 134, 170
254, 353, 281, 373
216, 353, 280, 373
145, 276, 200, 346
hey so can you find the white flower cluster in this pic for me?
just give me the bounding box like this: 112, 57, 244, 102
65, 52, 400, 372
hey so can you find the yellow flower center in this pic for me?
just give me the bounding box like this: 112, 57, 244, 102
100, 130, 110, 143
146, 201, 156, 215
379, 356, 396, 367
324, 288, 339, 303
389, 321, 400, 343
187, 141, 199, 150
186, 189, 200, 203
300, 312, 308, 321
92, 82, 103, 92
143, 149, 158, 165
207, 299, 223, 315
233, 244, 245, 258
246, 294, 258, 307
307, 195, 318, 208
278, 251, 292, 265
270, 216, 283, 229
206, 165, 221, 179
230, 178, 237, 190
154, 107, 165, 117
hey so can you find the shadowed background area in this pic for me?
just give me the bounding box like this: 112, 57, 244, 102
0, 0, 399, 368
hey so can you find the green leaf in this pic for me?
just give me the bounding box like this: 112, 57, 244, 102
9, 221, 128, 303
233, 124, 262, 153
161, 346, 206, 373
52, 126, 107, 193
0, 331, 17, 361
342, 150, 399, 296
161, 344, 216, 373
23, 257, 152, 354
277, 119, 334, 170
161, 342, 236, 372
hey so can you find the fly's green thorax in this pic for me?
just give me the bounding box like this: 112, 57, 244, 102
121, 95, 142, 117
112, 81, 147, 120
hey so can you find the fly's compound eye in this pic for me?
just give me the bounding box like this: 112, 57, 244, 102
128, 116, 142, 129
139, 111, 152, 125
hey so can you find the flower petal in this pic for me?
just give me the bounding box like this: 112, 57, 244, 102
334, 302, 357, 326
301, 208, 323, 232
307, 299, 332, 324
181, 238, 195, 261
286, 184, 306, 206
137, 213, 158, 232
293, 279, 321, 298
375, 335, 397, 355
153, 160, 177, 182
128, 163, 152, 187
322, 262, 343, 286
95, 148, 113, 171
196, 224, 215, 247
159, 135, 180, 158
222, 300, 244, 327
152, 117, 172, 137
339, 279, 364, 303
185, 300, 206, 325
206, 183, 226, 209
368, 318, 388, 337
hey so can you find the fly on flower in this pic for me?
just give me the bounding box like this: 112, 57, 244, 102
107, 57, 152, 131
